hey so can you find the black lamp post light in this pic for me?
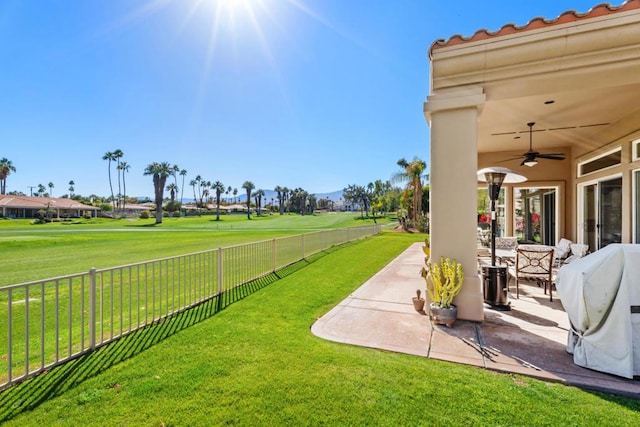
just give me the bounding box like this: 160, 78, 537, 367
477, 167, 526, 309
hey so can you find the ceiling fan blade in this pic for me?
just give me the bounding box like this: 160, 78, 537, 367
537, 153, 566, 160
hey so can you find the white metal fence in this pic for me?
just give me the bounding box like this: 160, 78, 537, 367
0, 225, 381, 390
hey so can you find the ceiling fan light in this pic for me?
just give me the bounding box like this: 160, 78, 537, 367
524, 159, 538, 167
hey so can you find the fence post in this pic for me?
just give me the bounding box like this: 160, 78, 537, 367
217, 248, 223, 295
272, 239, 277, 273
89, 267, 96, 350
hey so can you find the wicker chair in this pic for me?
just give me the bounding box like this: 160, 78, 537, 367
513, 245, 556, 301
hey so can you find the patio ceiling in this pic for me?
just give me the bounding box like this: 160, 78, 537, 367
478, 82, 640, 155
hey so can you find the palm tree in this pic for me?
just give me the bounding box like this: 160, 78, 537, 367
68, 180, 75, 198
118, 162, 130, 216
274, 185, 283, 215
241, 181, 255, 219
171, 165, 180, 188
213, 181, 225, 220
194, 175, 203, 207
393, 157, 428, 222
253, 189, 265, 216
48, 182, 54, 197
113, 149, 124, 212
102, 151, 117, 212
233, 188, 238, 204
166, 183, 178, 203
0, 157, 16, 195
226, 186, 232, 203
37, 183, 46, 197
282, 186, 290, 213
189, 179, 198, 215
179, 169, 187, 205
144, 162, 172, 224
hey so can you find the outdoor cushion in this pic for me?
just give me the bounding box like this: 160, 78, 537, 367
555, 238, 572, 260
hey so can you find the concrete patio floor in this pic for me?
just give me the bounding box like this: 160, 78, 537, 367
311, 242, 640, 398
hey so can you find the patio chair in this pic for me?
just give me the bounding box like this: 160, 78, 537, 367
495, 236, 518, 265
513, 244, 556, 301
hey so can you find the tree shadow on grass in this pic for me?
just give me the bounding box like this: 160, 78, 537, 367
0, 243, 347, 423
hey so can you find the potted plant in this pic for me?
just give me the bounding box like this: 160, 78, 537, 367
420, 256, 464, 327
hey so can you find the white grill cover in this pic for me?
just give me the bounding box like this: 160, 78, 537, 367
556, 244, 640, 379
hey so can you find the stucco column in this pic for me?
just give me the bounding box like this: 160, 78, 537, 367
424, 88, 486, 322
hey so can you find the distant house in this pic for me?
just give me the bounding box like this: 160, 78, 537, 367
0, 195, 99, 219
119, 203, 155, 218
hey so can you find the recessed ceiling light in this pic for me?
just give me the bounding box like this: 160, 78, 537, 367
544, 100, 555, 104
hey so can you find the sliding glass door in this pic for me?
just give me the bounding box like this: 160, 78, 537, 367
580, 176, 622, 250
513, 187, 557, 246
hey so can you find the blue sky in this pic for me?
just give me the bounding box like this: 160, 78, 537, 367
1, 0, 603, 198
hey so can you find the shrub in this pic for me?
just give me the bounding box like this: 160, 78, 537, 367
139, 210, 150, 219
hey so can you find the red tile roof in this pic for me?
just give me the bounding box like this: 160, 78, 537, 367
430, 1, 640, 55
0, 195, 99, 210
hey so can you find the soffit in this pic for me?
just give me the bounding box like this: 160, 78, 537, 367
428, 2, 640, 156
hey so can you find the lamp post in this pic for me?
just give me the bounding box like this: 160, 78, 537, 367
477, 167, 526, 308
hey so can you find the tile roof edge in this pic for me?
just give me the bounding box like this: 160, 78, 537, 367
429, 1, 640, 56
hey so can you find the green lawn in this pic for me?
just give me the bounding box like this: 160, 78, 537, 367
0, 231, 639, 425
0, 212, 391, 285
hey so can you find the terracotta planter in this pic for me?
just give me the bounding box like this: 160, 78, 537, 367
412, 297, 425, 312
429, 303, 457, 328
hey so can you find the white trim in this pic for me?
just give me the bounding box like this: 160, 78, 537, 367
577, 172, 623, 249
633, 168, 640, 243
577, 147, 622, 178
633, 139, 640, 162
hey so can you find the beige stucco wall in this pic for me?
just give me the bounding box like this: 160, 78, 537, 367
478, 149, 573, 241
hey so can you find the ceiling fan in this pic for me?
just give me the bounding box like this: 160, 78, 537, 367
503, 122, 566, 167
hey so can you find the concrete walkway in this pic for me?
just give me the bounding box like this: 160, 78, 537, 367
311, 242, 640, 398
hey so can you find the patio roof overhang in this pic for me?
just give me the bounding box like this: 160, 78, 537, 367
426, 2, 640, 162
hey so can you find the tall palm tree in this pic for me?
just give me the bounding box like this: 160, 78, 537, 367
113, 149, 124, 212
37, 183, 46, 197
102, 151, 116, 212
233, 188, 238, 203
274, 185, 283, 215
144, 162, 172, 224
179, 169, 187, 205
195, 175, 203, 207
118, 162, 130, 216
48, 182, 54, 197
213, 181, 225, 220
0, 157, 17, 195
253, 189, 265, 216
171, 164, 180, 188
241, 181, 255, 219
393, 157, 428, 222
68, 180, 75, 198
189, 179, 198, 214
226, 186, 231, 203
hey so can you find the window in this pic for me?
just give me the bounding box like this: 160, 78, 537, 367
513, 187, 557, 246
578, 148, 621, 176
633, 139, 640, 162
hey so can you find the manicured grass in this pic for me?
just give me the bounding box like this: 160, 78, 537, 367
1, 233, 639, 426
0, 212, 391, 285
